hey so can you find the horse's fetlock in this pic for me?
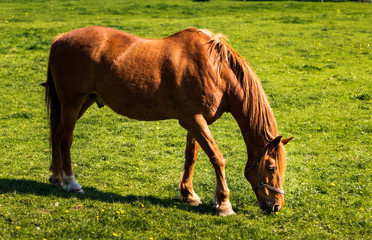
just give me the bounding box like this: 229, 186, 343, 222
217, 189, 230, 201
179, 182, 193, 197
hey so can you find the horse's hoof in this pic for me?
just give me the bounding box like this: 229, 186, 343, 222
49, 175, 63, 187
187, 198, 202, 206
68, 188, 85, 194
181, 190, 202, 206
217, 208, 236, 217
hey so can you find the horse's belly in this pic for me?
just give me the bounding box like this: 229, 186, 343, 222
97, 86, 176, 121
107, 100, 174, 121
99, 88, 223, 122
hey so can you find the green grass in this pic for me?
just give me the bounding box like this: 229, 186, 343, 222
0, 0, 371, 239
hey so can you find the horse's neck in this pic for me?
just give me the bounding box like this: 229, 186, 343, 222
232, 109, 266, 158
226, 75, 277, 158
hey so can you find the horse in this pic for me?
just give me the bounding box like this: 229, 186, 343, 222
45, 26, 292, 216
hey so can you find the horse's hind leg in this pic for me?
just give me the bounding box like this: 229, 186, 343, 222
49, 96, 93, 189
58, 102, 85, 193
179, 132, 202, 206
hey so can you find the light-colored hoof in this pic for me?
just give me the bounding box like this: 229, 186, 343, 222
68, 188, 85, 194
181, 190, 202, 206
215, 199, 235, 216
64, 182, 84, 194
50, 173, 84, 194
217, 208, 236, 217
185, 197, 202, 206
61, 173, 84, 194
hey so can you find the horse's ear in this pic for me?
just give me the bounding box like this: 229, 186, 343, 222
268, 136, 282, 150
281, 137, 294, 146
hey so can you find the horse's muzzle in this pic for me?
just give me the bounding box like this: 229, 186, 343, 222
260, 201, 281, 214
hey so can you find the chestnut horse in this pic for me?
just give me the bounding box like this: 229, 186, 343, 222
45, 26, 292, 216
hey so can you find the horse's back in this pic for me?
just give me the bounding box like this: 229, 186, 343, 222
50, 26, 139, 67
50, 26, 209, 62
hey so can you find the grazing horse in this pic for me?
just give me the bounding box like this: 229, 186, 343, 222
45, 26, 292, 216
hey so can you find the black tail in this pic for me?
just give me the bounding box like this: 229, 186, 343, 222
45, 64, 63, 179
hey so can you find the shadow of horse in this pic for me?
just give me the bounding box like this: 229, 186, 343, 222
0, 178, 216, 215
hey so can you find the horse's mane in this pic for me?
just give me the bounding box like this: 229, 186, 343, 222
206, 31, 278, 143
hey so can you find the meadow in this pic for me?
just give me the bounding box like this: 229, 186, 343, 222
0, 0, 371, 239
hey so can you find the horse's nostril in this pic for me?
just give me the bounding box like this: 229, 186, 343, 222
274, 204, 280, 212
261, 202, 281, 213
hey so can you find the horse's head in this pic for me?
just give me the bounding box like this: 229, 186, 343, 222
245, 136, 293, 213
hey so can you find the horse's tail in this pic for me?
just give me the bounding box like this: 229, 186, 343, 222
45, 63, 63, 179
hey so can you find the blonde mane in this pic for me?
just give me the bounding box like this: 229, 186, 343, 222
207, 33, 278, 143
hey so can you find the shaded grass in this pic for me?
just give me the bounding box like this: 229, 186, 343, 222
0, 0, 371, 239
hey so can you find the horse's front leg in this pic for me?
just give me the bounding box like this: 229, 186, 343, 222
179, 115, 235, 216
179, 132, 202, 206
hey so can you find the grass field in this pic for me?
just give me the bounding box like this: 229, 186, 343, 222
0, 0, 371, 239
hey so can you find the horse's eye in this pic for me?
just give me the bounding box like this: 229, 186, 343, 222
267, 167, 275, 173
